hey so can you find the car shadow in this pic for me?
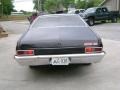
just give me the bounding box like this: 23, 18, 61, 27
25, 64, 95, 81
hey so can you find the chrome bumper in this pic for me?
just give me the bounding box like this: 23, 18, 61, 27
15, 52, 105, 66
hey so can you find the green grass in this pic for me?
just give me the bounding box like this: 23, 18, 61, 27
0, 15, 30, 21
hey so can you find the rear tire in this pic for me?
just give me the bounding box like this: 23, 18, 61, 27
101, 21, 106, 23
87, 18, 95, 26
111, 17, 117, 23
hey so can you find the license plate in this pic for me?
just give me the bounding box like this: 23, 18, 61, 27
50, 57, 70, 65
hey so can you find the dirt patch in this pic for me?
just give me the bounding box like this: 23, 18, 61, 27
0, 25, 8, 38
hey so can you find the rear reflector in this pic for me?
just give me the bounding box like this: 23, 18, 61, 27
85, 47, 102, 53
17, 50, 34, 56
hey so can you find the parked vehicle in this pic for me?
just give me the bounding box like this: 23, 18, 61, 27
68, 9, 85, 14
81, 7, 119, 26
15, 14, 105, 67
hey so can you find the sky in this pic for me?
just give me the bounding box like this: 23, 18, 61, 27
13, 0, 34, 12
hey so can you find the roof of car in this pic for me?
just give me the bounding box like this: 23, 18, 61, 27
31, 14, 88, 28
38, 14, 80, 17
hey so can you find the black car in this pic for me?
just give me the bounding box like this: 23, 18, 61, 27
15, 14, 105, 67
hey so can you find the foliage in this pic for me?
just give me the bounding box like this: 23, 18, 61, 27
76, 0, 86, 9
12, 9, 17, 12
44, 0, 75, 13
0, 0, 14, 16
44, 0, 58, 13
61, 0, 75, 8
20, 10, 27, 14
94, 0, 103, 6
33, 0, 104, 13
76, 0, 103, 9
33, 0, 46, 11
33, 0, 75, 13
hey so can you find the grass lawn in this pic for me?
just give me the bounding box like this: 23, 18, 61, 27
0, 15, 30, 21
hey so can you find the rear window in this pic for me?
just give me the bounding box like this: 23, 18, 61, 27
31, 15, 86, 28
102, 8, 108, 12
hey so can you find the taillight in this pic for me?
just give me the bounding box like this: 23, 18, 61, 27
85, 47, 102, 53
17, 50, 34, 56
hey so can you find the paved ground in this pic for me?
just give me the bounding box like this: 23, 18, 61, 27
0, 21, 120, 90
0, 21, 28, 34
91, 23, 120, 41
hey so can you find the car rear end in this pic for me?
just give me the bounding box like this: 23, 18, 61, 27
15, 43, 105, 66
15, 14, 105, 66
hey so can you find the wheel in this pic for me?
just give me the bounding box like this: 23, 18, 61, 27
101, 21, 106, 23
87, 18, 95, 26
111, 17, 117, 23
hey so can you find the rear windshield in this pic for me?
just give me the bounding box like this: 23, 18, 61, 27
31, 15, 86, 28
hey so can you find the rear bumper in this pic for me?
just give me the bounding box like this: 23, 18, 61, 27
15, 52, 105, 66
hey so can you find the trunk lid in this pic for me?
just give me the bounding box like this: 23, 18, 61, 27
20, 26, 98, 49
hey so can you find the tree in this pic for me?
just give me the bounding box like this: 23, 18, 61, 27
33, 0, 75, 13
76, 0, 86, 9
33, 0, 46, 11
0, 0, 14, 16
60, 0, 75, 9
12, 9, 17, 12
87, 0, 95, 8
76, 0, 103, 9
44, 0, 75, 13
93, 0, 103, 6
44, 0, 58, 13
20, 10, 27, 14
33, 0, 103, 13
